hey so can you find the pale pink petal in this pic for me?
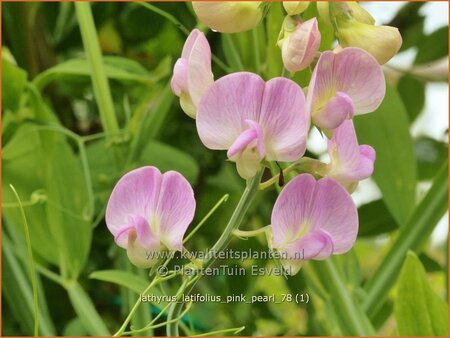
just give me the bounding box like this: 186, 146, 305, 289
283, 229, 334, 260
171, 58, 188, 96
155, 171, 196, 251
271, 174, 316, 248
196, 72, 265, 150
187, 30, 214, 106
309, 177, 358, 254
227, 120, 265, 158
328, 120, 376, 181
313, 91, 354, 130
307, 47, 385, 122
114, 215, 159, 249
181, 29, 201, 59
106, 167, 162, 240
282, 18, 321, 72
259, 77, 309, 162
333, 47, 385, 114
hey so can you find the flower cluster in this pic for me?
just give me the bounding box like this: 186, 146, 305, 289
106, 2, 400, 274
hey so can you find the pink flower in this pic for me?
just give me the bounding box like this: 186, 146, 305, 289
271, 174, 358, 274
306, 47, 385, 131
106, 166, 195, 268
196, 72, 310, 179
320, 120, 376, 192
280, 17, 321, 73
171, 29, 214, 118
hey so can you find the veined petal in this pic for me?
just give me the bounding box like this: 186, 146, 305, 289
106, 166, 162, 240
260, 77, 309, 162
333, 47, 385, 113
283, 229, 334, 260
197, 72, 265, 149
114, 215, 158, 249
327, 120, 376, 181
272, 174, 358, 258
309, 177, 358, 254
307, 47, 385, 122
313, 91, 354, 130
227, 120, 265, 158
187, 30, 214, 106
155, 171, 196, 251
271, 174, 316, 248
171, 58, 189, 96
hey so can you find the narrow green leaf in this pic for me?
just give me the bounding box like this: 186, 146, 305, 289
363, 161, 448, 318
415, 136, 449, 181
395, 252, 448, 336
33, 56, 163, 90
354, 84, 417, 226
66, 282, 110, 336
89, 270, 148, 294
397, 75, 425, 122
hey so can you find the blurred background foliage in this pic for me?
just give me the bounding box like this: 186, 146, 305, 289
1, 1, 448, 336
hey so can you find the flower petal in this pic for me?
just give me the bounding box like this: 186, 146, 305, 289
313, 91, 354, 130
197, 72, 265, 150
333, 47, 385, 113
171, 58, 188, 96
271, 174, 317, 248
155, 171, 196, 251
114, 215, 159, 249
327, 120, 376, 181
309, 177, 358, 254
260, 77, 309, 162
106, 166, 162, 241
283, 228, 334, 260
307, 47, 385, 120
187, 30, 214, 106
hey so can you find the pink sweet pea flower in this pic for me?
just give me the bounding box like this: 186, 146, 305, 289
320, 120, 376, 192
280, 17, 321, 73
196, 72, 310, 179
171, 29, 214, 118
306, 47, 385, 131
106, 166, 195, 268
271, 174, 358, 274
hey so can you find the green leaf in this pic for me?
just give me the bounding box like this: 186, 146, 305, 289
2, 125, 93, 278
2, 57, 27, 112
358, 200, 399, 237
397, 75, 425, 122
354, 84, 417, 226
33, 56, 162, 90
89, 270, 148, 294
139, 140, 200, 185
415, 136, 448, 181
265, 2, 284, 78
415, 26, 449, 64
66, 281, 110, 335
395, 252, 448, 336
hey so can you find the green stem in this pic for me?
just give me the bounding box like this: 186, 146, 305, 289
166, 170, 264, 336
363, 161, 448, 318
75, 2, 119, 135
310, 260, 375, 336
9, 185, 39, 336
137, 2, 189, 35
222, 34, 245, 71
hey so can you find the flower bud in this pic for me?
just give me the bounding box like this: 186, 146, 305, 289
283, 1, 310, 16
279, 17, 321, 73
336, 18, 402, 64
192, 2, 262, 33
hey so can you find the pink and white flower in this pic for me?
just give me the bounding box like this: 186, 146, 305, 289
321, 120, 376, 192
306, 47, 385, 131
196, 72, 310, 179
271, 173, 358, 274
279, 17, 321, 73
171, 29, 214, 118
106, 166, 195, 268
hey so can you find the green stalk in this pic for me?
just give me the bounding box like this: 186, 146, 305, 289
75, 2, 119, 134
9, 185, 39, 336
363, 161, 448, 317
311, 260, 375, 336
166, 170, 264, 336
